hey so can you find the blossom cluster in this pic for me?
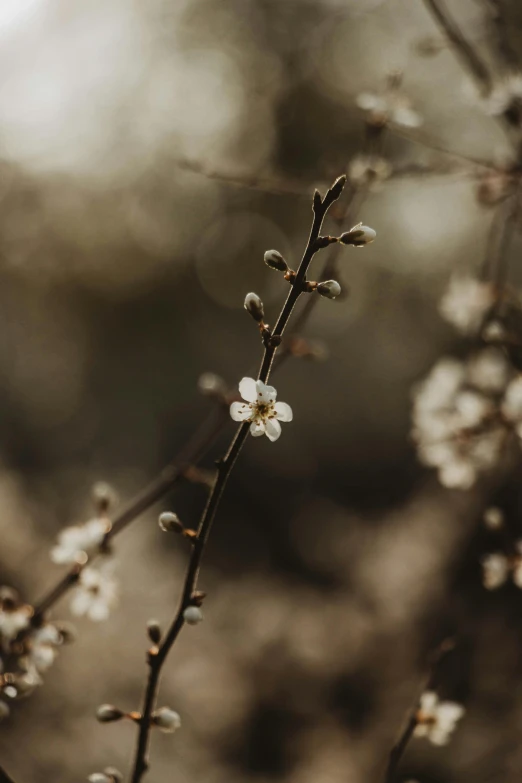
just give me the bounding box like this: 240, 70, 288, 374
51, 517, 119, 620
0, 587, 73, 719
411, 276, 522, 489
356, 87, 422, 129
414, 691, 465, 746
411, 348, 514, 488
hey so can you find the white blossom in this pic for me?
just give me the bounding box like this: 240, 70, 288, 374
356, 90, 422, 128
482, 553, 509, 590
70, 565, 118, 622
439, 276, 495, 335
348, 154, 392, 188
0, 601, 31, 648
25, 624, 62, 673
466, 349, 511, 394
411, 354, 507, 490
414, 691, 465, 746
230, 378, 293, 442
483, 506, 504, 530
51, 517, 110, 565
502, 376, 522, 424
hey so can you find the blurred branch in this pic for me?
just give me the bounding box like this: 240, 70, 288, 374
384, 637, 456, 783
0, 765, 17, 783
391, 125, 498, 170
423, 0, 492, 91
483, 0, 519, 68
130, 175, 350, 783
177, 157, 312, 198
482, 188, 521, 296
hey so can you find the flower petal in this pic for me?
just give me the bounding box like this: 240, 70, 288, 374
265, 419, 282, 442
250, 421, 265, 437
255, 380, 277, 403
239, 377, 257, 403
230, 402, 252, 422
274, 401, 293, 422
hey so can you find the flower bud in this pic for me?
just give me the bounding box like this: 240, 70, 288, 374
263, 250, 288, 273
482, 320, 506, 343
183, 606, 203, 625
158, 512, 184, 534
0, 701, 9, 720
147, 619, 162, 644
152, 707, 181, 733
92, 481, 118, 511
197, 372, 227, 398
88, 774, 111, 783
54, 621, 77, 644
329, 174, 346, 200
103, 768, 123, 782
96, 704, 124, 723
244, 292, 265, 322
340, 223, 376, 246
316, 280, 342, 300
484, 507, 504, 530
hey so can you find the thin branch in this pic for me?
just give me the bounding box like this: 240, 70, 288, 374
384, 637, 455, 783
423, 0, 492, 91
0, 765, 17, 783
129, 176, 349, 783
481, 188, 520, 292
484, 0, 520, 69
32, 404, 229, 623
392, 125, 498, 170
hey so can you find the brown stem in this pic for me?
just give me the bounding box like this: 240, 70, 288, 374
32, 404, 229, 624
0, 765, 17, 783
423, 0, 492, 91
129, 177, 348, 783
484, 0, 520, 69
130, 422, 250, 783
384, 637, 455, 783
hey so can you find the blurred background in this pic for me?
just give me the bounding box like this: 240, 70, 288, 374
2, 0, 522, 781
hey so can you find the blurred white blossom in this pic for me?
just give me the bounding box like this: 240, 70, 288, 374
411, 352, 509, 489
0, 589, 31, 648
439, 276, 495, 336
356, 89, 422, 128
414, 691, 465, 746
483, 506, 504, 530
482, 553, 509, 590
70, 565, 118, 621
501, 376, 522, 433
51, 517, 110, 565
482, 543, 522, 590
348, 154, 392, 188
230, 378, 293, 442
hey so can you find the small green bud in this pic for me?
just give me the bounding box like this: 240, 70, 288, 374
316, 280, 342, 300
263, 249, 288, 273
244, 292, 265, 322
158, 512, 183, 533
96, 704, 124, 723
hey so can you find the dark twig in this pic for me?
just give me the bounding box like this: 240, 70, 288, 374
129, 176, 349, 783
423, 0, 492, 91
484, 0, 519, 69
0, 765, 17, 783
384, 638, 455, 783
